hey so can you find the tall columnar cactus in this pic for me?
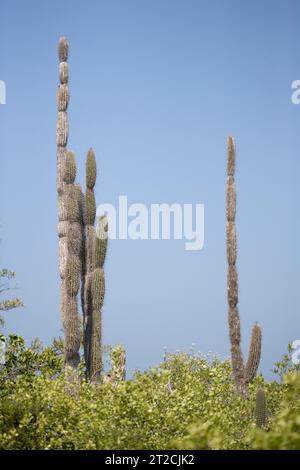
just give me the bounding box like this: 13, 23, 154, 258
82, 150, 108, 382
57, 38, 83, 370
62, 152, 83, 367
82, 149, 96, 369
226, 136, 262, 396
89, 215, 108, 381
245, 323, 262, 383
56, 38, 107, 380
56, 37, 69, 299
56, 37, 69, 195
255, 387, 267, 427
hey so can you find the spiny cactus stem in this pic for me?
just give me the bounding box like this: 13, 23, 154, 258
226, 136, 262, 396
255, 387, 267, 427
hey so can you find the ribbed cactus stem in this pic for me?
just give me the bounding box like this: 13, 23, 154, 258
63, 150, 76, 184
95, 215, 108, 268
83, 149, 97, 286
56, 37, 69, 195
89, 307, 101, 382
82, 149, 108, 382
245, 323, 262, 384
57, 38, 83, 371
58, 37, 68, 62
226, 136, 245, 395
255, 387, 267, 427
88, 268, 105, 382
84, 189, 96, 226
57, 37, 70, 364
86, 148, 97, 190
226, 136, 262, 396
61, 153, 83, 369
66, 255, 81, 297
82, 149, 97, 371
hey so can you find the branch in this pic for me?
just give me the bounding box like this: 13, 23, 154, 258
0, 298, 24, 311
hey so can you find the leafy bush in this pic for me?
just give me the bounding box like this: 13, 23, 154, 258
250, 373, 300, 449
0, 337, 299, 449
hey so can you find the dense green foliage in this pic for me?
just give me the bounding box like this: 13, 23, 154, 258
0, 336, 299, 450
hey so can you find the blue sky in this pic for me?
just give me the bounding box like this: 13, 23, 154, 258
0, 0, 299, 378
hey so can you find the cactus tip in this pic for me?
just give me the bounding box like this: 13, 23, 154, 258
58, 37, 69, 62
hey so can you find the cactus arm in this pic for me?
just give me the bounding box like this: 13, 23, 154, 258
255, 387, 267, 427
88, 268, 105, 381
245, 323, 262, 384
61, 152, 83, 368
82, 149, 108, 382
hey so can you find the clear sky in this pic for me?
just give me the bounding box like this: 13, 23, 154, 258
0, 0, 299, 378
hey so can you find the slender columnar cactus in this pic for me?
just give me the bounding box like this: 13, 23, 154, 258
226, 137, 262, 395
57, 38, 83, 369
89, 267, 105, 381
82, 151, 108, 381
255, 387, 267, 427
56, 38, 107, 381
245, 323, 262, 384
57, 37, 69, 359
82, 149, 96, 372
95, 215, 108, 269
56, 37, 69, 195
63, 153, 83, 367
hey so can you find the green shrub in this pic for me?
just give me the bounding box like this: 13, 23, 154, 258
0, 338, 298, 450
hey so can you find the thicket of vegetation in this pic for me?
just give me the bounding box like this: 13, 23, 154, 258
0, 336, 299, 450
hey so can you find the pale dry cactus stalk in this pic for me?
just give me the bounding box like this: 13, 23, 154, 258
226, 136, 262, 396
57, 37, 81, 369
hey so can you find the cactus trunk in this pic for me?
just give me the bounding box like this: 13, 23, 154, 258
82, 151, 108, 382
226, 137, 262, 396
56, 38, 108, 382
57, 38, 83, 370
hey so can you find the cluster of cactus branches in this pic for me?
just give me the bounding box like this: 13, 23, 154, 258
56, 38, 264, 394
226, 136, 262, 396
56, 37, 108, 381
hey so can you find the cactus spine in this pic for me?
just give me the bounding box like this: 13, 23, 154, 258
226, 137, 262, 395
255, 387, 267, 427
